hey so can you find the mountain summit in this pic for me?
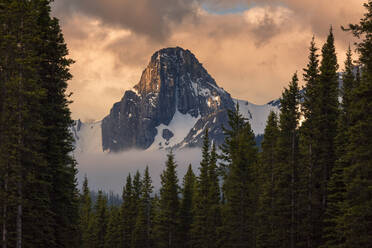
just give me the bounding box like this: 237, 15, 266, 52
101, 47, 236, 152
72, 47, 280, 153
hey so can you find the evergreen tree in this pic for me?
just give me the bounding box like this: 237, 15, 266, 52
104, 206, 121, 248
256, 111, 280, 248
154, 151, 180, 248
299, 36, 321, 248
207, 144, 221, 248
342, 2, 372, 246
275, 73, 301, 248
322, 46, 356, 248
221, 105, 259, 248
179, 165, 196, 248
132, 167, 154, 248
191, 130, 211, 248
0, 1, 51, 247
300, 28, 339, 247
121, 174, 136, 248
80, 176, 93, 248
92, 191, 109, 248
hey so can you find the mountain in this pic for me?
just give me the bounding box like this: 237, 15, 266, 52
72, 47, 280, 154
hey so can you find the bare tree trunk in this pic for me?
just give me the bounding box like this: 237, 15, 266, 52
308, 143, 313, 248
290, 130, 296, 248
2, 171, 8, 248
16, 182, 22, 248
16, 16, 24, 248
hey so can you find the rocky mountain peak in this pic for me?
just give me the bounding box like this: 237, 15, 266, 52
101, 47, 236, 152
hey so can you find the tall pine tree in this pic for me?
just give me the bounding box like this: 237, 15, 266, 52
154, 151, 180, 248
275, 73, 301, 248
256, 111, 280, 248
342, 2, 372, 246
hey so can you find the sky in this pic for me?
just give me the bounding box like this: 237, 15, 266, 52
51, 0, 366, 122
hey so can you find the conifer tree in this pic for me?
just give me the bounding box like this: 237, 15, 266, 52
80, 176, 93, 248
207, 144, 221, 248
256, 111, 280, 248
221, 105, 259, 248
0, 1, 51, 247
104, 206, 121, 248
121, 174, 136, 248
179, 165, 196, 248
92, 191, 109, 248
154, 151, 180, 248
275, 73, 301, 248
132, 167, 154, 248
299, 36, 321, 248
191, 130, 211, 248
322, 46, 356, 248
341, 2, 372, 246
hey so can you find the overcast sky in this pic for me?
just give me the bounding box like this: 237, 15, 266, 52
51, 0, 365, 122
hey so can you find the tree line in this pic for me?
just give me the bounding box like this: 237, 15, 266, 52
1, 1, 371, 248
78, 2, 372, 245
0, 1, 79, 247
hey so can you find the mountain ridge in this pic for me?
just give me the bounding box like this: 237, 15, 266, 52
72, 47, 280, 154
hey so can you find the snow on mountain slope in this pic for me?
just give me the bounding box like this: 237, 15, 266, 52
233, 98, 280, 135
148, 110, 200, 150
73, 121, 103, 154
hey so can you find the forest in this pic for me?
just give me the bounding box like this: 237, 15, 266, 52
0, 1, 372, 248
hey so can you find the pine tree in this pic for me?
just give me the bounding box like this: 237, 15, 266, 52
179, 165, 196, 248
300, 29, 340, 247
322, 46, 356, 248
207, 144, 221, 248
0, 1, 50, 247
256, 111, 280, 248
92, 191, 109, 248
275, 73, 301, 248
154, 151, 180, 248
80, 176, 93, 248
132, 167, 154, 248
121, 174, 136, 248
341, 2, 372, 246
221, 105, 259, 248
191, 129, 211, 248
104, 206, 121, 248
299, 36, 321, 248
36, 1, 80, 246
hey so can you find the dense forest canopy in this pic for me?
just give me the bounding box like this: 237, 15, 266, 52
0, 1, 371, 248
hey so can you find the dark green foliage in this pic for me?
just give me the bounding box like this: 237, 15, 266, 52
191, 130, 211, 248
256, 111, 280, 248
341, 3, 372, 246
179, 165, 196, 248
322, 47, 356, 248
132, 167, 154, 248
220, 105, 259, 248
121, 174, 136, 248
275, 73, 301, 248
206, 144, 221, 248
92, 191, 109, 248
154, 151, 180, 248
80, 176, 93, 248
299, 29, 340, 248
105, 206, 122, 248
0, 1, 79, 247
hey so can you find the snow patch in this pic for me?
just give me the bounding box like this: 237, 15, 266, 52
233, 98, 280, 135
148, 110, 200, 150
73, 121, 103, 154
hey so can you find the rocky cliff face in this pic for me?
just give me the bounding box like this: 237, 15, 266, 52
101, 47, 235, 152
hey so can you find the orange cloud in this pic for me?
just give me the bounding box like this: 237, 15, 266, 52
52, 0, 365, 121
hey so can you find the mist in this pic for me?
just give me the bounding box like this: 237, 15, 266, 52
75, 148, 202, 194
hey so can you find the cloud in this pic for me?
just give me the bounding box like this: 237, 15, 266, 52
52, 0, 198, 41
53, 0, 365, 122
76, 149, 202, 193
